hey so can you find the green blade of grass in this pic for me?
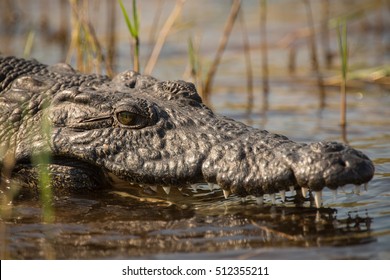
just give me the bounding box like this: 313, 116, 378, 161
337, 20, 348, 80
31, 100, 54, 224
187, 37, 196, 74
337, 19, 348, 137
23, 30, 35, 58
132, 0, 139, 36
118, 0, 140, 72
118, 0, 138, 38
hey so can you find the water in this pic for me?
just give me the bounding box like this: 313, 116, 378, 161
0, 0, 389, 260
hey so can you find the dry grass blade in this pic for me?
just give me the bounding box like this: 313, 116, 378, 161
238, 8, 254, 115
303, 0, 326, 110
337, 20, 348, 142
203, 0, 241, 104
67, 0, 113, 76
106, 0, 117, 71
187, 36, 203, 97
321, 0, 333, 68
260, 0, 269, 113
23, 30, 35, 58
144, 0, 186, 75
148, 0, 164, 44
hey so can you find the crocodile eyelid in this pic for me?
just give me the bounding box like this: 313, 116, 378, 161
114, 108, 150, 129
80, 115, 112, 123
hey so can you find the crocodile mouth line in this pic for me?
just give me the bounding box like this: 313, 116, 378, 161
106, 171, 369, 208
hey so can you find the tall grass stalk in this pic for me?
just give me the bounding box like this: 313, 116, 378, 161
239, 8, 254, 115
337, 20, 348, 139
187, 36, 203, 97
149, 0, 164, 44
0, 136, 16, 259
67, 0, 81, 68
321, 0, 332, 68
67, 0, 112, 76
119, 0, 140, 72
58, 0, 69, 59
260, 0, 269, 113
203, 0, 241, 104
303, 0, 325, 110
107, 0, 117, 71
0, 141, 17, 215
144, 0, 185, 75
23, 30, 35, 58
31, 105, 54, 224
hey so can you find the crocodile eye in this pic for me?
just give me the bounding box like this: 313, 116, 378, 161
114, 99, 156, 129
117, 111, 137, 126
115, 110, 150, 129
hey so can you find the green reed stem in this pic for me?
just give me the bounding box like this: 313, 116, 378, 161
23, 30, 35, 58
119, 0, 140, 72
187, 36, 203, 97
31, 104, 54, 224
337, 20, 348, 130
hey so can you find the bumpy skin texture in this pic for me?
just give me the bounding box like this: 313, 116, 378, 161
0, 56, 374, 200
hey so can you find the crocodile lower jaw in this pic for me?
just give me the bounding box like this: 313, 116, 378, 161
108, 175, 368, 208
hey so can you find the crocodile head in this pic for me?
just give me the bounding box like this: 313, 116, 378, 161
0, 57, 375, 207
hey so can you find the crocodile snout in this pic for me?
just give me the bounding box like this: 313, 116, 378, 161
201, 134, 374, 208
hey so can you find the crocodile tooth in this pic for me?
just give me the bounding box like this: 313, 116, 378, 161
289, 186, 295, 194
162, 187, 171, 195
332, 189, 337, 200
280, 190, 286, 202
314, 191, 323, 208
301, 187, 309, 197
208, 183, 215, 191
256, 196, 264, 206
150, 186, 158, 192
191, 184, 198, 192
270, 193, 276, 205
354, 185, 360, 195
241, 197, 246, 203
223, 189, 230, 199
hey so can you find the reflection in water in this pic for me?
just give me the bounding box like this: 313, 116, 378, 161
0, 190, 375, 259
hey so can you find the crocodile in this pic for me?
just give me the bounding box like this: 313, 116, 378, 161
0, 56, 375, 208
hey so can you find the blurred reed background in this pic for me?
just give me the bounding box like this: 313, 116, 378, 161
0, 0, 389, 122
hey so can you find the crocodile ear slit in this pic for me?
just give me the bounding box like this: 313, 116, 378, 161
154, 80, 202, 103
112, 70, 158, 90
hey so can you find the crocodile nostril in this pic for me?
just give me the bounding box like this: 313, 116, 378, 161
338, 159, 346, 167
128, 80, 137, 88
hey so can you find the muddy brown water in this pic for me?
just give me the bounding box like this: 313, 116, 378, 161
0, 0, 389, 259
